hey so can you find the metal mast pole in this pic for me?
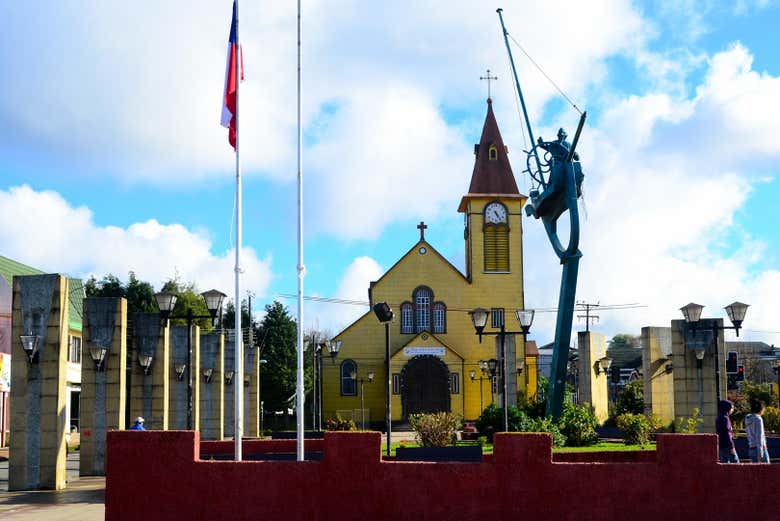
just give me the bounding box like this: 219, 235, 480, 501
233, 0, 243, 462
295, 0, 306, 462
496, 8, 543, 178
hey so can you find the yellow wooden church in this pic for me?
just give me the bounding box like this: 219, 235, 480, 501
323, 99, 538, 425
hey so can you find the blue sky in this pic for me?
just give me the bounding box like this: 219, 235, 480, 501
1, 0, 778, 345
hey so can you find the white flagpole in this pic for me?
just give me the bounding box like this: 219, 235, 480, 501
295, 0, 306, 462
234, 0, 244, 462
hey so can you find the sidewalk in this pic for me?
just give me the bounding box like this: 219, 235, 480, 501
0, 453, 105, 521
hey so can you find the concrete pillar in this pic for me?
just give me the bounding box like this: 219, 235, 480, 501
169, 325, 200, 430
641, 327, 675, 425
244, 343, 259, 437
198, 331, 224, 440
577, 331, 609, 422
671, 319, 725, 431
129, 313, 169, 431
496, 334, 517, 409
223, 336, 235, 438
9, 274, 69, 490
80, 297, 127, 476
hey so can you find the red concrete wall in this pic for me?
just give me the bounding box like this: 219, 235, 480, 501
107, 431, 779, 521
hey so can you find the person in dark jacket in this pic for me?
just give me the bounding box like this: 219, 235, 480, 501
715, 399, 739, 463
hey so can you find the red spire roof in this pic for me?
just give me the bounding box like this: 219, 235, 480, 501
466, 98, 519, 195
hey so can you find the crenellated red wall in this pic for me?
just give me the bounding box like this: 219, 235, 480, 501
106, 431, 779, 521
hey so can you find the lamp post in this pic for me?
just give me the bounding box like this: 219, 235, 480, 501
154, 289, 226, 430
487, 358, 498, 405
372, 302, 394, 457
680, 301, 750, 410
469, 360, 490, 413
353, 371, 374, 430
469, 307, 534, 432
311, 342, 322, 431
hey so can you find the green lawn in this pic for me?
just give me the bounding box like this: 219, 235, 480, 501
381, 440, 655, 456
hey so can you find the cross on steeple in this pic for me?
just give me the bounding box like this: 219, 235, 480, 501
417, 221, 428, 241
480, 69, 498, 99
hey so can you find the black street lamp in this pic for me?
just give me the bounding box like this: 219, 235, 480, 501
469, 308, 534, 432
373, 302, 394, 457
154, 289, 226, 430
469, 360, 491, 413
680, 301, 750, 408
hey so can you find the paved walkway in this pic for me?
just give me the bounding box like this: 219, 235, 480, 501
0, 453, 105, 521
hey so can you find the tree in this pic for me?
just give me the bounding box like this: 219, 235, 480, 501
615, 379, 644, 416
257, 301, 298, 411
85, 272, 155, 317
160, 276, 213, 330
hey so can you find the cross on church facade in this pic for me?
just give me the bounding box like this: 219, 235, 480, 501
417, 221, 428, 241
480, 69, 498, 99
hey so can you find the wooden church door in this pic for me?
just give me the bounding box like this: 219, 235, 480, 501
401, 356, 450, 419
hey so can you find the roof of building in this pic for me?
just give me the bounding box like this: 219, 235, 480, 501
525, 340, 539, 357
0, 255, 45, 286
466, 98, 519, 196
606, 344, 643, 369
0, 255, 83, 332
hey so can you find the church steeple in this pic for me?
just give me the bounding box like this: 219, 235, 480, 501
466, 98, 519, 196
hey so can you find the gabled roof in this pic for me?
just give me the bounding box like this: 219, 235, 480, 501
466, 98, 519, 196
368, 239, 469, 300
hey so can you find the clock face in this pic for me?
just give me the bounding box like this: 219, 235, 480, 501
485, 202, 507, 224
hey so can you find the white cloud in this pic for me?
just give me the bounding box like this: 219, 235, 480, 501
0, 185, 273, 297
0, 0, 647, 190
304, 256, 382, 335
522, 44, 780, 345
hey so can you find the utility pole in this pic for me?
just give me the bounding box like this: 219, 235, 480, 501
576, 301, 600, 332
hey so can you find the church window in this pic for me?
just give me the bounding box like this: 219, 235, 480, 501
400, 302, 414, 334
392, 373, 401, 394
432, 302, 446, 333
413, 286, 432, 333
488, 144, 498, 160
492, 376, 498, 395
340, 360, 357, 396
484, 224, 509, 272
451, 373, 460, 394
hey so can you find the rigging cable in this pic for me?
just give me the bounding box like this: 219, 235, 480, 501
505, 31, 583, 116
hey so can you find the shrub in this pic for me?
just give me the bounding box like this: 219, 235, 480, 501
615, 380, 644, 416
558, 402, 599, 446
409, 412, 462, 447
675, 408, 703, 434
616, 413, 651, 446
763, 406, 780, 433
475, 404, 531, 441
518, 393, 547, 419
527, 417, 567, 447
325, 416, 356, 431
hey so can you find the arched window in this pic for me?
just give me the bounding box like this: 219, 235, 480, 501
488, 144, 498, 160
413, 286, 432, 333
400, 302, 414, 334
340, 360, 357, 396
432, 302, 446, 333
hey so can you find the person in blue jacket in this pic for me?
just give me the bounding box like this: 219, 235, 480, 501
129, 416, 146, 431
715, 400, 738, 463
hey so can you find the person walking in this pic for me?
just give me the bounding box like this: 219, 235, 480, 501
716, 399, 739, 463
129, 416, 146, 431
745, 399, 769, 463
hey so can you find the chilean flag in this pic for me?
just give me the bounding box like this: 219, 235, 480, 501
221, 0, 244, 149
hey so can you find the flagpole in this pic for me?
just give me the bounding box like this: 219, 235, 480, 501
234, 0, 244, 462
295, 0, 306, 462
